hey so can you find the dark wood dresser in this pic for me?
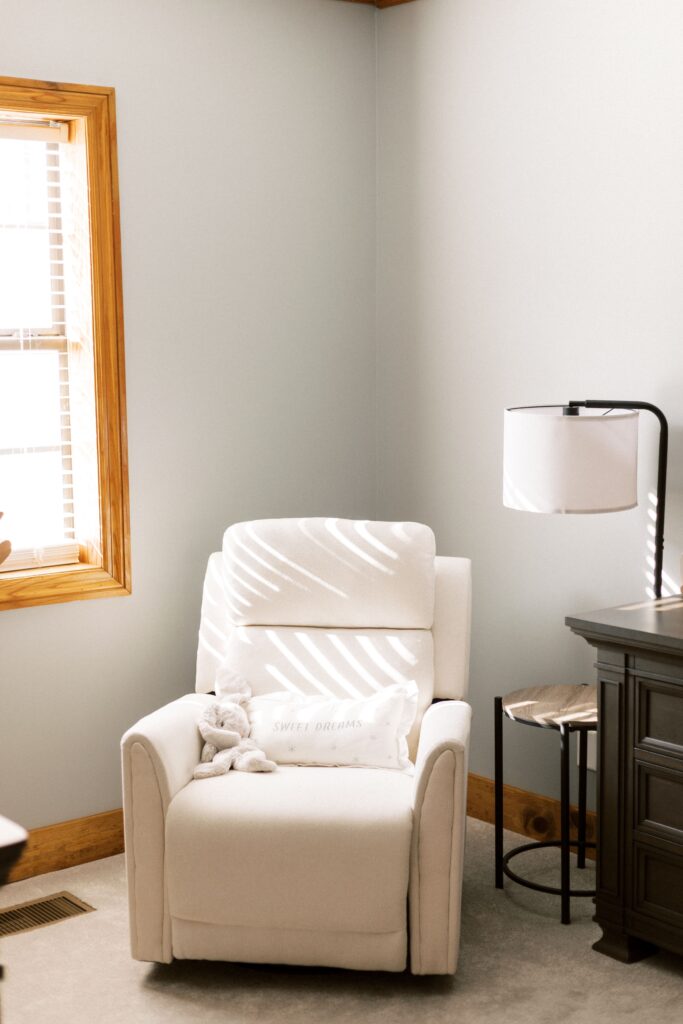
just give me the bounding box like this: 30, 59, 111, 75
567, 597, 683, 962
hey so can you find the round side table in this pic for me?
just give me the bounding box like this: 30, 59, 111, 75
494, 684, 597, 924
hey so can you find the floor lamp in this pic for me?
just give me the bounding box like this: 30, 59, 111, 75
503, 400, 669, 599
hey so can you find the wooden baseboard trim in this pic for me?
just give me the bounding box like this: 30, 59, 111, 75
467, 772, 596, 860
6, 772, 595, 883
7, 809, 124, 883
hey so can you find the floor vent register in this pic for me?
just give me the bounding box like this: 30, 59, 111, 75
0, 891, 94, 936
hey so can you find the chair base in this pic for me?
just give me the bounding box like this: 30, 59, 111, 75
170, 917, 408, 972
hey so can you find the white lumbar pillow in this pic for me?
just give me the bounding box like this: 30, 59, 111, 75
247, 682, 419, 769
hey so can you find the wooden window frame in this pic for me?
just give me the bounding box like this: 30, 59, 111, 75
0, 76, 130, 611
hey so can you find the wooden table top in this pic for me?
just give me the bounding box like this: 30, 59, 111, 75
566, 597, 683, 654
502, 684, 598, 728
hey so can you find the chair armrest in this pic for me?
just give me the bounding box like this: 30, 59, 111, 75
121, 693, 212, 809
121, 693, 212, 962
410, 700, 472, 975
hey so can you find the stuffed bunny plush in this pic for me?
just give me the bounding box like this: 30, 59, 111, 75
193, 689, 276, 779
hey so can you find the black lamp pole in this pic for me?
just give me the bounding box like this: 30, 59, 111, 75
565, 400, 669, 600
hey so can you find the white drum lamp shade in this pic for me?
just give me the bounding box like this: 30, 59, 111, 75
503, 406, 639, 514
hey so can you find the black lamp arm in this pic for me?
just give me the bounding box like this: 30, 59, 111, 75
567, 399, 669, 600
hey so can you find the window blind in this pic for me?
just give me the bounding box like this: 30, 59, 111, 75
0, 118, 70, 144
0, 136, 78, 572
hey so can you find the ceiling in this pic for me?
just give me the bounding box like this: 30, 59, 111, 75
342, 1, 416, 10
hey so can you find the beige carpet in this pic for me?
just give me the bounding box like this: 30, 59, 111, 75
1, 819, 681, 1023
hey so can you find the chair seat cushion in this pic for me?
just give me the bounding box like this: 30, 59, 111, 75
165, 766, 413, 934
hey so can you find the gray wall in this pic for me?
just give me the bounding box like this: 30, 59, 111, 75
0, 0, 377, 828
376, 0, 683, 797
3, 0, 683, 828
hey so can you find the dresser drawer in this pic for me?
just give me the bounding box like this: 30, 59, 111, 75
634, 760, 683, 845
635, 677, 683, 759
634, 842, 683, 930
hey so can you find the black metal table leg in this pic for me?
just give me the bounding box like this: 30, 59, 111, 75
560, 724, 571, 924
494, 696, 504, 889
578, 729, 587, 870
494, 688, 596, 921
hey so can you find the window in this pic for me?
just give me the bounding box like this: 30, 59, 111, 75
0, 77, 130, 610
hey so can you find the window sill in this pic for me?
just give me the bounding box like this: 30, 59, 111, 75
0, 561, 130, 611
0, 543, 81, 573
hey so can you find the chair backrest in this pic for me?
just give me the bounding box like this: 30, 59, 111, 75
196, 518, 471, 753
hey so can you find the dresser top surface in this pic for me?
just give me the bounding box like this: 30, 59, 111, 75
566, 597, 683, 653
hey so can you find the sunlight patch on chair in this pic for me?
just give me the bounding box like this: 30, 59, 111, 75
217, 595, 244, 620
391, 523, 413, 544
325, 518, 393, 575
209, 557, 231, 595
386, 635, 418, 665
354, 520, 399, 560
229, 552, 281, 592
265, 664, 304, 694
327, 634, 382, 691
355, 636, 411, 684
203, 589, 223, 613
228, 570, 268, 601
225, 584, 252, 608
198, 632, 225, 661
229, 535, 309, 592
246, 524, 348, 598
204, 617, 227, 644
265, 629, 331, 695
294, 632, 362, 697
297, 518, 362, 574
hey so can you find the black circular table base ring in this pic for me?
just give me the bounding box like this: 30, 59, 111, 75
502, 839, 597, 897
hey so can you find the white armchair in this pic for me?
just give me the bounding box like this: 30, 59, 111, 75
122, 518, 471, 974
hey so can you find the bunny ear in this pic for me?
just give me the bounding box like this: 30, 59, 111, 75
202, 701, 222, 725
215, 666, 251, 701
